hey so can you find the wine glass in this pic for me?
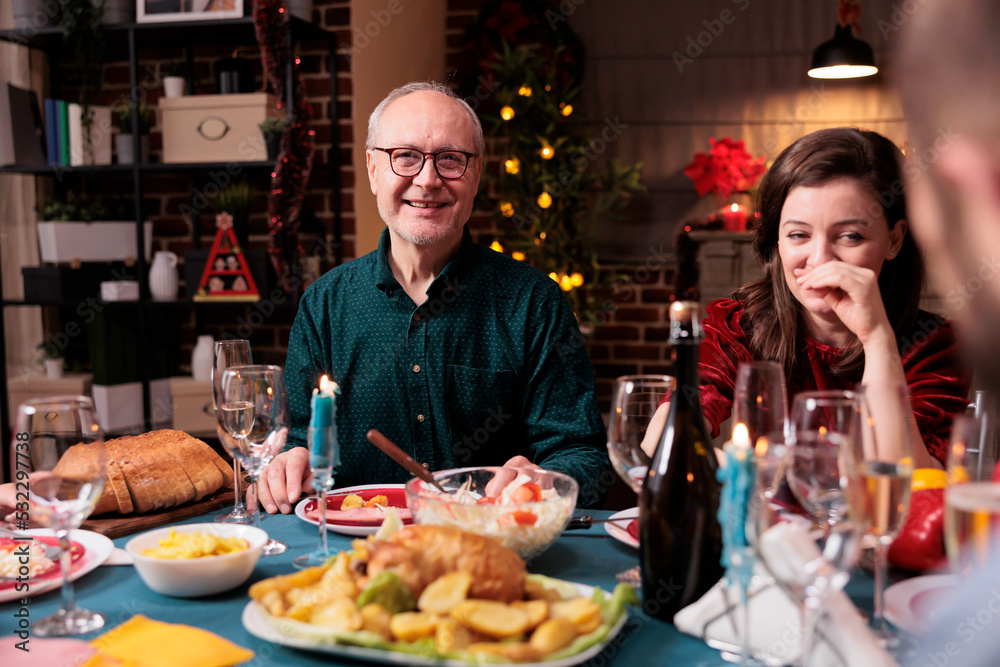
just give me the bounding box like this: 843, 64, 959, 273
212, 339, 253, 525
217, 364, 289, 556
783, 391, 865, 664
733, 361, 788, 446
13, 396, 106, 636
607, 374, 676, 494
845, 386, 914, 647
945, 411, 999, 578
606, 374, 675, 584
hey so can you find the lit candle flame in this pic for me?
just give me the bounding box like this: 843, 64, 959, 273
733, 423, 750, 449
730, 203, 739, 212
755, 437, 768, 456
319, 375, 337, 394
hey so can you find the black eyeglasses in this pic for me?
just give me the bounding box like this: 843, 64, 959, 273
373, 147, 477, 180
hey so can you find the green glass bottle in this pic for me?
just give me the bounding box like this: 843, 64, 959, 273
639, 300, 724, 621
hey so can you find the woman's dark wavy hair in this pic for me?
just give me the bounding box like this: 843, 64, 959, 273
733, 127, 924, 384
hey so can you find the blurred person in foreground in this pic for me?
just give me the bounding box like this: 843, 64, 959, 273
898, 2, 1000, 665
257, 81, 610, 513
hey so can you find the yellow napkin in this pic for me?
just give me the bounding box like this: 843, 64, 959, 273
81, 615, 254, 667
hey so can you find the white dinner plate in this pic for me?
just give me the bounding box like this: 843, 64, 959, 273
884, 573, 959, 634
243, 580, 627, 666
294, 484, 412, 537
0, 529, 114, 604
604, 507, 639, 550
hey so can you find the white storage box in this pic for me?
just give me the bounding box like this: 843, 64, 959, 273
6, 373, 93, 419
93, 379, 171, 433
100, 280, 140, 301
38, 221, 153, 263
169, 376, 217, 437
159, 93, 281, 164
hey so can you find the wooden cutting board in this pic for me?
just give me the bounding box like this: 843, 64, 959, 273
81, 483, 237, 539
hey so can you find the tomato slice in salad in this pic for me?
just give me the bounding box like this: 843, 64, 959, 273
500, 511, 539, 526
508, 482, 542, 504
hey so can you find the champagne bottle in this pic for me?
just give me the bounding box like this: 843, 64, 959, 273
639, 300, 723, 621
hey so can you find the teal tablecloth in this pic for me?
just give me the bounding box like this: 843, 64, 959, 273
10, 510, 878, 666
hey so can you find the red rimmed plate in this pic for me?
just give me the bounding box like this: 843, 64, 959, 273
0, 536, 86, 589
0, 529, 113, 603
604, 507, 639, 549
295, 484, 413, 537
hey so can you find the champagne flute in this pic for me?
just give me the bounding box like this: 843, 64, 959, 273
784, 390, 864, 665
606, 374, 675, 584
846, 386, 914, 648
725, 361, 787, 666
218, 365, 289, 556
13, 396, 106, 636
213, 339, 253, 524
945, 412, 1000, 578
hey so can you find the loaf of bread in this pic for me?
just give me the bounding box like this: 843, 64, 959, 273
56, 429, 234, 516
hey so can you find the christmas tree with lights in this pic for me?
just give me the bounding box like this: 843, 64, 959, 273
455, 3, 644, 331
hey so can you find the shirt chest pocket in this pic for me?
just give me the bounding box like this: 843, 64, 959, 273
446, 365, 517, 465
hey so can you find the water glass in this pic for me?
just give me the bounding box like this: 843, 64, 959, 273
13, 396, 106, 636
945, 412, 1000, 578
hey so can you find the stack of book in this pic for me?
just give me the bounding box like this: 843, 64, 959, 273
43, 98, 113, 166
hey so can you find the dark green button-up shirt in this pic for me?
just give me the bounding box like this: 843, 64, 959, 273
284, 226, 610, 507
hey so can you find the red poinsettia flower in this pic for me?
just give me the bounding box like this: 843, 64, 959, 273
683, 137, 767, 200
485, 1, 532, 43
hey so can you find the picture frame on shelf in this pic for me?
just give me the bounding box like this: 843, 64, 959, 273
136, 0, 244, 24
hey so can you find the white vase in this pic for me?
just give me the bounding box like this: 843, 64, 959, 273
149, 251, 179, 301
163, 76, 185, 98
285, 0, 313, 21
115, 134, 149, 164
192, 335, 215, 382
45, 358, 64, 379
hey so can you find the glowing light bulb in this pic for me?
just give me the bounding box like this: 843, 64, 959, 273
537, 192, 553, 209
500, 106, 515, 121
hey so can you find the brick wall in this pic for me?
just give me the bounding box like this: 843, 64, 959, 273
67, 1, 354, 370
63, 0, 671, 406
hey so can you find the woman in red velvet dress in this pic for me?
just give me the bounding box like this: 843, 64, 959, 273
698, 127, 970, 469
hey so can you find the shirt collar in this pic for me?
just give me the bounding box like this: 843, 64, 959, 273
374, 226, 474, 297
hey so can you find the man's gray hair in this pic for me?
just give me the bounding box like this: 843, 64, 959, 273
366, 81, 485, 156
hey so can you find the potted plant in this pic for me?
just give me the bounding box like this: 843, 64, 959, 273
37, 342, 64, 379
162, 61, 186, 99
36, 193, 152, 263
259, 116, 288, 161
113, 99, 153, 164
211, 180, 254, 248
60, 0, 105, 163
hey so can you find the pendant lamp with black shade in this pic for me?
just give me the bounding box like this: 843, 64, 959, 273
808, 0, 878, 79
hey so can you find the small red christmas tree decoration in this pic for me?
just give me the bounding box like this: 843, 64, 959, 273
194, 213, 260, 302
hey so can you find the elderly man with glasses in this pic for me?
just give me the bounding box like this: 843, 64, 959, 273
258, 81, 611, 514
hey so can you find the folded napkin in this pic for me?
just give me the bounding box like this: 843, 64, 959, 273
81, 615, 254, 667
675, 523, 896, 667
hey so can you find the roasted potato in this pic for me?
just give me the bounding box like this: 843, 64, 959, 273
466, 641, 542, 662
311, 597, 363, 631
359, 603, 393, 641
550, 597, 602, 634
510, 599, 549, 630
450, 600, 531, 639
529, 617, 577, 654
434, 616, 477, 652
389, 611, 438, 642
417, 571, 473, 614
